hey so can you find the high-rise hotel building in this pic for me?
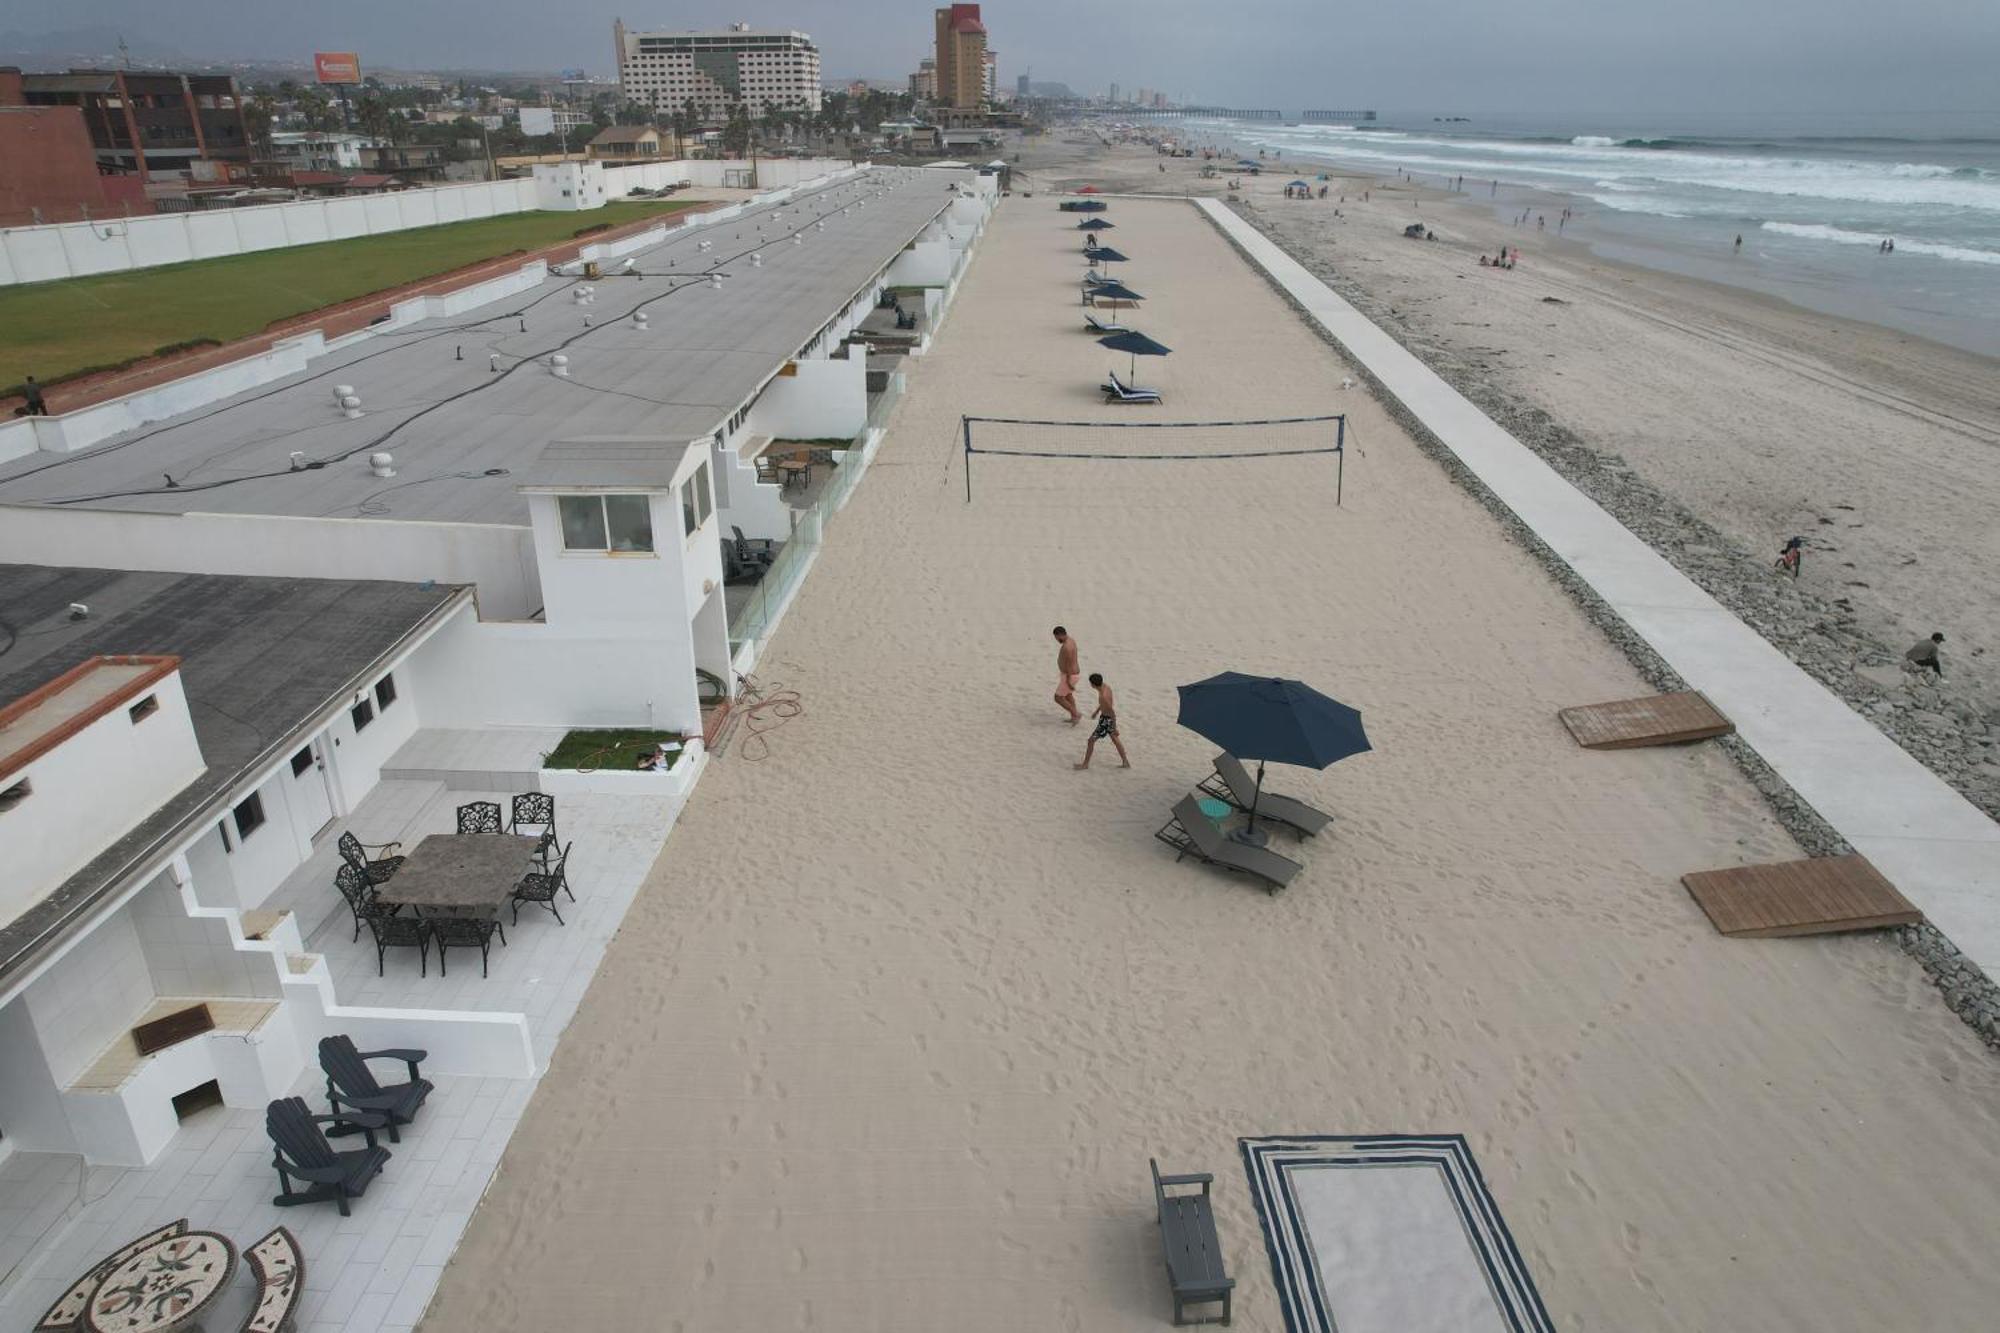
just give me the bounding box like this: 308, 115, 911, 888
614, 20, 823, 124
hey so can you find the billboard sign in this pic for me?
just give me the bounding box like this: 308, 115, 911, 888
560, 68, 589, 82
314, 51, 363, 85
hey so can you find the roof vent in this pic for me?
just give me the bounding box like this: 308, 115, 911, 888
333, 383, 354, 402
633, 311, 649, 329
550, 354, 571, 378
369, 451, 395, 478
709, 274, 723, 290
340, 394, 364, 419
751, 252, 763, 267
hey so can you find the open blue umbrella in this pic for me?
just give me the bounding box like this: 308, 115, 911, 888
1076, 218, 1115, 231
1176, 673, 1370, 838
1097, 329, 1170, 383
1086, 247, 1129, 264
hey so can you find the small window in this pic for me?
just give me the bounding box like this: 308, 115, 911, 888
681, 479, 700, 536
128, 694, 160, 723
559, 494, 609, 550
605, 495, 655, 551
290, 747, 315, 778
232, 792, 265, 840
374, 674, 398, 710
351, 697, 375, 731
0, 779, 30, 813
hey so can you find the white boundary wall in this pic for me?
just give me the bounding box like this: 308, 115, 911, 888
0, 158, 858, 288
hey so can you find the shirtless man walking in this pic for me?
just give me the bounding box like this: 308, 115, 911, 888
1052, 626, 1082, 725
1075, 673, 1130, 770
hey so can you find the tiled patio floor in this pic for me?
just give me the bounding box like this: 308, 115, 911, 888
0, 1070, 529, 1333
304, 785, 679, 1068
0, 778, 693, 1331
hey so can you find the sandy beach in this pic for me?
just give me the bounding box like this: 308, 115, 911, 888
421, 189, 2000, 1330
1014, 135, 2000, 825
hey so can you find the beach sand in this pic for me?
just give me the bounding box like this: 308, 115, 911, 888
1020, 136, 2000, 742
422, 194, 2000, 1330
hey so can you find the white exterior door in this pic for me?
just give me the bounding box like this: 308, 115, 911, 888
287, 737, 337, 843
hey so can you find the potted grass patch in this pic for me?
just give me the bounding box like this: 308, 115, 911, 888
539, 727, 704, 795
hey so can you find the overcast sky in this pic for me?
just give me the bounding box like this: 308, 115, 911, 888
6, 0, 1998, 115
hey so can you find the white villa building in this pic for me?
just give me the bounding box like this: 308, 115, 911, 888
0, 159, 991, 1327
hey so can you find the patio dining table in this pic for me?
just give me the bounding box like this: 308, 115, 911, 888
372, 833, 541, 911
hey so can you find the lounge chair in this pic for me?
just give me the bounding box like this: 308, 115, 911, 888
242, 1226, 305, 1333
265, 1097, 390, 1217
1198, 753, 1333, 838
1151, 1159, 1234, 1326
33, 1220, 187, 1331
319, 1035, 432, 1143
1103, 370, 1162, 405
1084, 313, 1131, 335
1155, 794, 1301, 893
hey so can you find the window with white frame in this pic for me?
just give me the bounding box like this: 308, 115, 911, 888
559, 494, 656, 553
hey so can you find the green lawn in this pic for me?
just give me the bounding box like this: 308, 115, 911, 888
1, 201, 697, 392
542, 729, 687, 772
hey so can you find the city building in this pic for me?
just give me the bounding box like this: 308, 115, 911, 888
266, 131, 372, 173
933, 5, 988, 110
17, 68, 249, 180
910, 58, 937, 101
1016, 72, 1030, 100
518, 106, 591, 138
983, 50, 998, 104
0, 67, 149, 225
585, 124, 674, 161
613, 20, 822, 125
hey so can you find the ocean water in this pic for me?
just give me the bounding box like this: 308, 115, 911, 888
1194, 111, 2000, 355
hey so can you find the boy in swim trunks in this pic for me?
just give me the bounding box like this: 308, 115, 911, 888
1074, 673, 1130, 770
1052, 626, 1082, 725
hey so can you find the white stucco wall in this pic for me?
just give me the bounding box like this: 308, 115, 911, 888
21, 907, 156, 1087
2, 669, 202, 919
0, 506, 542, 621
744, 350, 867, 444
0, 997, 73, 1153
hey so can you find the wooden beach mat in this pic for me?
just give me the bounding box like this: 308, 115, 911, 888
1682, 854, 1921, 938
1559, 690, 1734, 749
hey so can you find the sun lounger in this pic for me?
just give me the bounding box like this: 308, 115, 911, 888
1155, 794, 1301, 893
1198, 752, 1332, 837
1103, 370, 1161, 405
1085, 313, 1131, 335
1151, 1159, 1235, 1326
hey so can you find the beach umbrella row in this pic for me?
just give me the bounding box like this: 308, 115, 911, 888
1097, 329, 1171, 382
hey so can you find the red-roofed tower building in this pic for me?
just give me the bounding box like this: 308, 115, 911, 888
933, 5, 989, 110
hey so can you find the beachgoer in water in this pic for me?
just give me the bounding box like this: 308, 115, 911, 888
1074, 673, 1129, 769
1734, 235, 1743, 251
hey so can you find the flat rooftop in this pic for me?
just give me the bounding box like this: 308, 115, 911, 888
0, 565, 465, 991
0, 168, 967, 526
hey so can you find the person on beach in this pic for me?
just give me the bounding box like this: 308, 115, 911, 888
20, 375, 47, 416
1776, 535, 1804, 578
1734, 234, 1743, 251
1906, 633, 1946, 680
1074, 673, 1129, 769
1052, 626, 1082, 724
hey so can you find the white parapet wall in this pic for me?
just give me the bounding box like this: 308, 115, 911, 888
0, 159, 863, 288
0, 505, 543, 621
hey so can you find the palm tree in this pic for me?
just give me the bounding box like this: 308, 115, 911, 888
356, 96, 391, 144
244, 94, 278, 158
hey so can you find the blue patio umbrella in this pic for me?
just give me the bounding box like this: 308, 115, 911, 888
1175, 672, 1371, 838
1086, 247, 1130, 264
1097, 329, 1170, 382
1076, 218, 1115, 230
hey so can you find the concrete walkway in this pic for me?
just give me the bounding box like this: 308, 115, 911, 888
1198, 198, 2000, 973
